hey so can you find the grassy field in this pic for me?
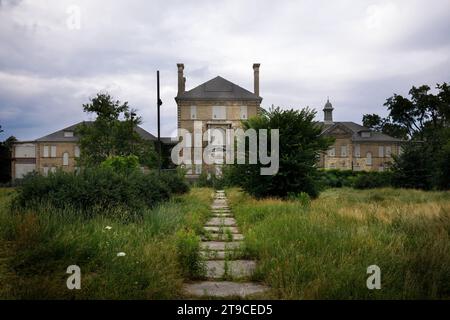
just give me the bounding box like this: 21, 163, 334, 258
0, 187, 213, 299
1, 186, 449, 299
227, 187, 450, 299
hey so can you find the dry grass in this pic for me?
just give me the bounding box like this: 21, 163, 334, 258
227, 187, 450, 299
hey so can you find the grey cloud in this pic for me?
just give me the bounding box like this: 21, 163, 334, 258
0, 0, 449, 141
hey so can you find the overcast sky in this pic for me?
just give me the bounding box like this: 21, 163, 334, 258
0, 0, 449, 140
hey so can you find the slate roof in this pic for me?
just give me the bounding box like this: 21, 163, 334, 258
35, 121, 172, 143
176, 76, 262, 102
317, 121, 403, 142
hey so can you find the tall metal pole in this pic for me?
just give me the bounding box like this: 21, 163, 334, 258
157, 70, 161, 174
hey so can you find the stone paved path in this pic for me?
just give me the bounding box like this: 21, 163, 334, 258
183, 190, 269, 298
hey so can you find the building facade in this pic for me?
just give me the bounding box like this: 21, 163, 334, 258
11, 122, 168, 179
175, 63, 263, 176
317, 99, 403, 171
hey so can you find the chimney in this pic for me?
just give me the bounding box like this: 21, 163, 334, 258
177, 63, 185, 95
253, 63, 260, 97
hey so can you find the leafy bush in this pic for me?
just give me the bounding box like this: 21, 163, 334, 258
160, 169, 190, 194
229, 107, 334, 199
13, 168, 189, 216
100, 155, 140, 174
353, 171, 393, 189
318, 169, 356, 188
318, 169, 393, 190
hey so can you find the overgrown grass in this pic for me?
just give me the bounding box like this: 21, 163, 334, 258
0, 187, 212, 299
227, 187, 450, 299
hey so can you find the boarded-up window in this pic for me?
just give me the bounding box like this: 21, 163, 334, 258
43, 166, 49, 176
64, 131, 74, 137
74, 146, 80, 158
51, 146, 56, 158
50, 167, 57, 173
63, 152, 69, 166
212, 106, 226, 120
240, 106, 248, 119
328, 147, 335, 157
386, 146, 392, 157
378, 146, 384, 157
354, 144, 360, 157
195, 164, 202, 174
341, 145, 347, 157
15, 163, 35, 179
366, 152, 372, 165
190, 106, 197, 119
15, 144, 35, 158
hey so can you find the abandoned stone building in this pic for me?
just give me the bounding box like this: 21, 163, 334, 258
11, 63, 403, 179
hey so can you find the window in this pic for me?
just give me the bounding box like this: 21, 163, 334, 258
74, 146, 80, 158
63, 152, 69, 166
186, 164, 192, 175
361, 131, 371, 138
43, 146, 49, 157
190, 106, 197, 119
366, 152, 372, 165
328, 147, 335, 157
212, 106, 226, 120
50, 146, 56, 157
240, 106, 248, 119
354, 144, 360, 157
64, 131, 74, 137
378, 146, 384, 158
50, 167, 57, 173
43, 166, 49, 176
378, 165, 384, 172
341, 145, 347, 157
195, 164, 202, 174
386, 146, 392, 157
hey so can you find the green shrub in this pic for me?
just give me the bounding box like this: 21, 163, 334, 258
13, 168, 178, 215
100, 155, 140, 174
160, 169, 190, 194
175, 229, 204, 278
318, 170, 393, 190
353, 171, 392, 189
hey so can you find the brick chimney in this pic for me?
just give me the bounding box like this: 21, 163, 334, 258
253, 63, 260, 97
177, 63, 185, 95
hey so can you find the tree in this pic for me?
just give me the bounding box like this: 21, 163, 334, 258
230, 106, 334, 198
76, 93, 157, 168
0, 127, 17, 182
375, 82, 450, 190
362, 114, 408, 139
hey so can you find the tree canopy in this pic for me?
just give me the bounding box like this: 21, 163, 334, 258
365, 82, 450, 190
229, 106, 334, 198
76, 93, 157, 168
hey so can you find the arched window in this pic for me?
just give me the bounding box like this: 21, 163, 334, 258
63, 152, 69, 166
366, 152, 372, 165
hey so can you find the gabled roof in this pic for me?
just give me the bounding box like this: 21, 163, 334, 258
176, 76, 262, 102
318, 121, 403, 142
35, 121, 163, 142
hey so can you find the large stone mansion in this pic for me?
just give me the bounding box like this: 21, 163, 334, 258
11, 63, 402, 179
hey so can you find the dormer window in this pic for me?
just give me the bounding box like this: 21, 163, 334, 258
361, 131, 371, 138
64, 131, 74, 137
